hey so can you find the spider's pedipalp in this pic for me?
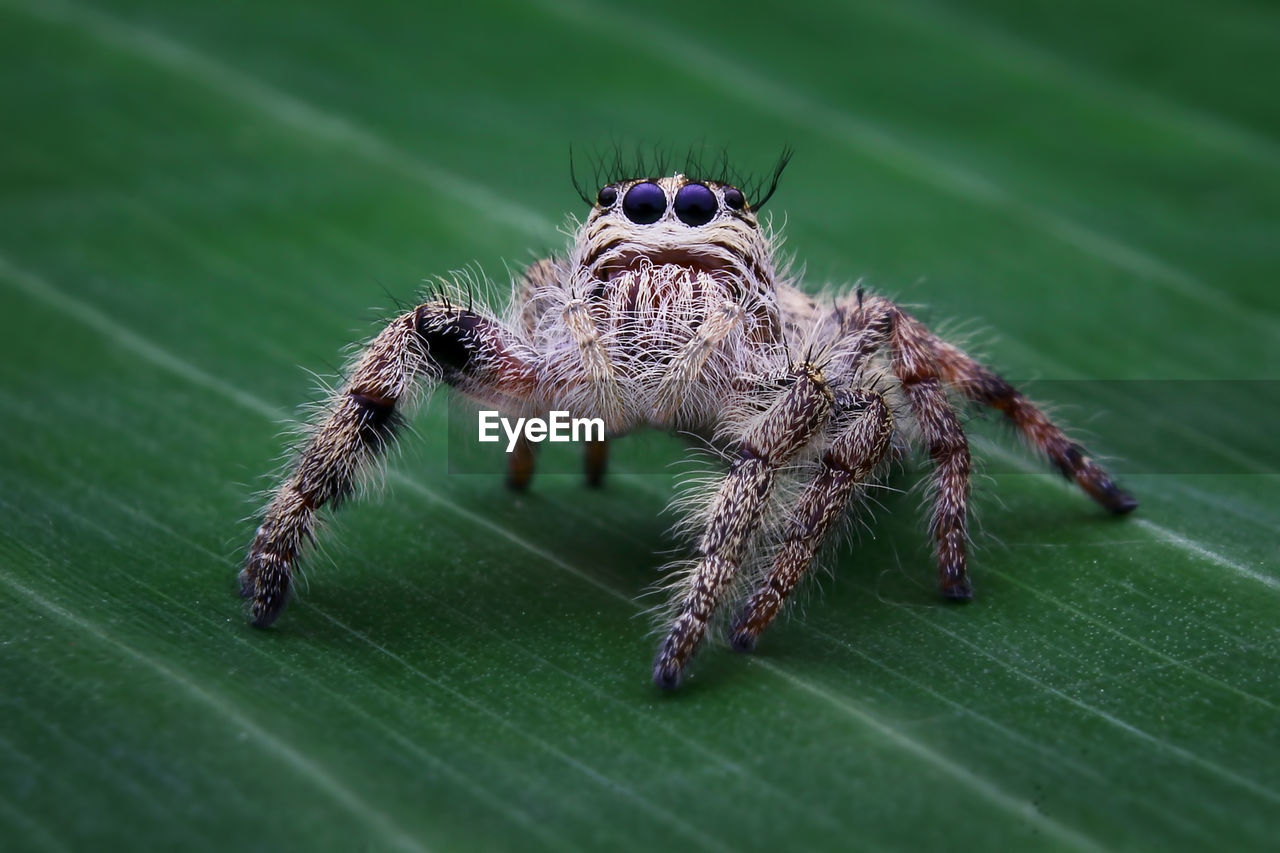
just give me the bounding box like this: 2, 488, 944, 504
652, 299, 746, 424
517, 256, 563, 335
561, 297, 627, 432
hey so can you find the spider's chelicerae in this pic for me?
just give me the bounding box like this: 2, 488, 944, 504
241, 155, 1137, 689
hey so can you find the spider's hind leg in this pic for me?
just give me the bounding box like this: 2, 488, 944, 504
730, 388, 893, 651
886, 307, 976, 600
241, 310, 428, 626
928, 339, 1138, 514
506, 434, 536, 491
584, 438, 608, 488
503, 427, 607, 491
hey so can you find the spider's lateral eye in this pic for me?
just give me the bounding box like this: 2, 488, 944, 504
674, 183, 717, 227
723, 186, 746, 210
597, 185, 617, 207
622, 181, 666, 224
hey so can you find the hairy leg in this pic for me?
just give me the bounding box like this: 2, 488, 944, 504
927, 338, 1137, 513
584, 438, 608, 488
654, 363, 833, 688
857, 295, 1134, 598
241, 301, 534, 626
506, 434, 536, 491
730, 388, 893, 650
885, 306, 975, 599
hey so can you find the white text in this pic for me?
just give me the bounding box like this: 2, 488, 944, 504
477, 411, 605, 452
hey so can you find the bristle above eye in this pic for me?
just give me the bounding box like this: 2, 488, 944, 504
753, 147, 794, 210
568, 143, 794, 211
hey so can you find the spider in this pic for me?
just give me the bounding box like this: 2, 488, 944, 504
240, 154, 1137, 689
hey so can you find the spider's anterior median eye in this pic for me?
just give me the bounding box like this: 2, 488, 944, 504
622, 181, 666, 224
597, 185, 617, 207
723, 186, 746, 211
674, 183, 717, 226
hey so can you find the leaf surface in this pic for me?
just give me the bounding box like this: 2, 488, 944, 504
1, 0, 1277, 849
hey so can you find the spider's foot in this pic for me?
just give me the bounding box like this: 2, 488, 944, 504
729, 627, 758, 654
249, 595, 288, 627
728, 604, 769, 652
1062, 444, 1139, 515
1094, 480, 1139, 515
504, 471, 532, 492
728, 586, 785, 653
239, 556, 291, 628
653, 625, 700, 690
653, 660, 684, 691
940, 572, 973, 601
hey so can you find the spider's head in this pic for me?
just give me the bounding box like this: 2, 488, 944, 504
578, 174, 776, 291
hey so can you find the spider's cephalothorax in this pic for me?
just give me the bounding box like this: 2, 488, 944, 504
537, 175, 786, 435
241, 164, 1137, 689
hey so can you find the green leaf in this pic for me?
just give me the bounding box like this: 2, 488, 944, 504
1, 0, 1277, 849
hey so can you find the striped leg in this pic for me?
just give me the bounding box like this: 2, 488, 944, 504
653, 363, 833, 689
884, 307, 975, 599
928, 339, 1137, 514
730, 389, 893, 651
241, 302, 534, 627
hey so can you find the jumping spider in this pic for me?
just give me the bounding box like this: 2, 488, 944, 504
241, 156, 1137, 689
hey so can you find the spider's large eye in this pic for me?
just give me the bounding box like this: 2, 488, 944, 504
597, 185, 617, 207
674, 183, 717, 226
622, 181, 666, 224
723, 186, 745, 210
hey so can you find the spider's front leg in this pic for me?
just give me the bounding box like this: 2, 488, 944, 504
240, 300, 533, 626
654, 363, 833, 689
730, 388, 894, 651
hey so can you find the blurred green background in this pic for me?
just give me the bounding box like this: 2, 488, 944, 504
1, 0, 1278, 849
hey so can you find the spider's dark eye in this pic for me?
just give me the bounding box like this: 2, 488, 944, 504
723, 186, 745, 210
622, 181, 666, 224
596, 185, 617, 207
674, 183, 717, 226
